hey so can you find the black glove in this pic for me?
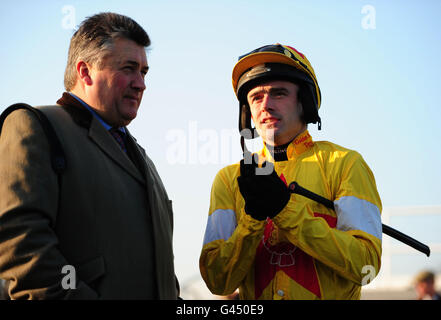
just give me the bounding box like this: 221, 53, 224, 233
237, 154, 291, 221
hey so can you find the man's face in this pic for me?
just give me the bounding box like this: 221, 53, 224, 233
87, 37, 148, 127
415, 280, 435, 299
247, 80, 304, 146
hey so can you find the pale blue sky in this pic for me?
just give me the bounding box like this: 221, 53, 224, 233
1, 0, 440, 286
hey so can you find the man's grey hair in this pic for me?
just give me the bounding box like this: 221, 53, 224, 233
64, 12, 150, 91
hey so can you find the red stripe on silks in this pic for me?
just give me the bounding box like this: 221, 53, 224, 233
254, 219, 321, 299
279, 173, 287, 186
254, 208, 338, 298
313, 212, 337, 228
254, 224, 277, 299
282, 247, 321, 298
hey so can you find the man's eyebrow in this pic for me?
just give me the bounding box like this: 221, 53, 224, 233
248, 90, 263, 99
269, 87, 289, 94
124, 60, 149, 72
249, 86, 289, 98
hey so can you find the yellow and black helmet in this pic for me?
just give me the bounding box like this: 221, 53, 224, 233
232, 44, 322, 135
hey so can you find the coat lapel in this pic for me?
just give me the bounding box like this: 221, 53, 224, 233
124, 130, 155, 197
88, 117, 146, 186
56, 92, 146, 186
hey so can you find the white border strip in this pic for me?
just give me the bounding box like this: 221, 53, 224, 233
203, 209, 237, 245
334, 196, 382, 240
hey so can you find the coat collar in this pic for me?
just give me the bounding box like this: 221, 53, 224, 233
56, 92, 93, 128
56, 92, 146, 186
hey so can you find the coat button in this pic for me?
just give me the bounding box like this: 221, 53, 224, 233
277, 289, 284, 297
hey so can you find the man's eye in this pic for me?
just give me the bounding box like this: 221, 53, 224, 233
272, 90, 286, 98
251, 95, 263, 103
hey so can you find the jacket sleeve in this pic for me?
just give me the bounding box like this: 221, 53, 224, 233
0, 109, 98, 299
272, 151, 382, 285
199, 167, 265, 295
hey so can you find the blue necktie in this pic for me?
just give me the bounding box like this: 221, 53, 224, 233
109, 128, 127, 152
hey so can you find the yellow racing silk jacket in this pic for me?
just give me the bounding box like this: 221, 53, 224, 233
199, 130, 382, 300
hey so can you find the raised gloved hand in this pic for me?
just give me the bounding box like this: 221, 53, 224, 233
237, 154, 291, 221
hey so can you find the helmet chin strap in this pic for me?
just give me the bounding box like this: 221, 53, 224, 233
240, 134, 248, 156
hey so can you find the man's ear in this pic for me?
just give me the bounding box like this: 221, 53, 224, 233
297, 101, 305, 122
76, 61, 93, 86
298, 101, 303, 115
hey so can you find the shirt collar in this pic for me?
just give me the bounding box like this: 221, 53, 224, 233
68, 92, 126, 134
261, 129, 314, 162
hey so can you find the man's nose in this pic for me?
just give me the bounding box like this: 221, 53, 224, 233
261, 94, 274, 112
132, 72, 146, 91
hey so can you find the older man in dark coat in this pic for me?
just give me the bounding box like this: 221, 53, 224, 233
0, 12, 179, 300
